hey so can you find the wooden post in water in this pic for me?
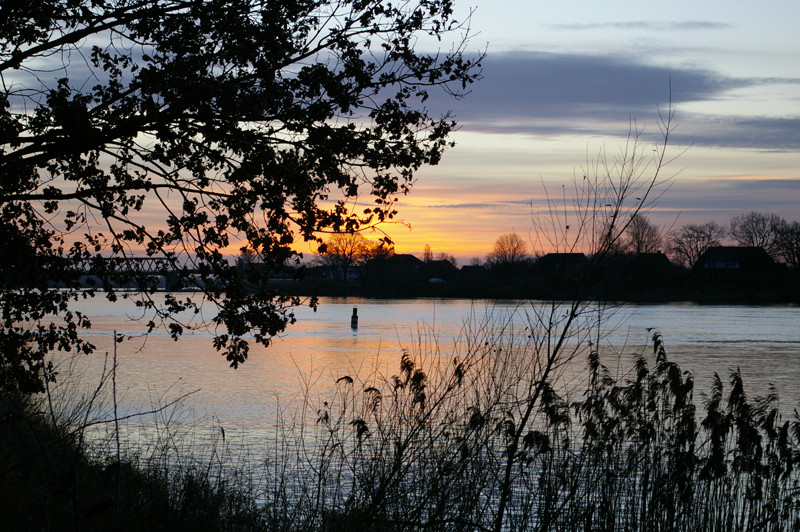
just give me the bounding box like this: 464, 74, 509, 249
351, 307, 358, 329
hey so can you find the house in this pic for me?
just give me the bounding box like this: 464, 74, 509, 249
382, 254, 425, 280
693, 246, 774, 282
423, 259, 459, 283
533, 253, 588, 281
364, 253, 425, 293
318, 263, 362, 282
459, 264, 488, 281
601, 252, 676, 287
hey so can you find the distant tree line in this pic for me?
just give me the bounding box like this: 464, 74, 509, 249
298, 210, 800, 302
313, 233, 393, 282
669, 211, 800, 269
483, 211, 799, 271
309, 210, 799, 289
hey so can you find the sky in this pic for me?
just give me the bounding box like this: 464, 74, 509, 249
361, 0, 800, 263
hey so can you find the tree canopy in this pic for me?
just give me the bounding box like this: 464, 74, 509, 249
668, 221, 726, 268
729, 211, 782, 257
315, 232, 391, 281
623, 214, 663, 254
0, 0, 481, 392
487, 231, 528, 266
774, 220, 800, 270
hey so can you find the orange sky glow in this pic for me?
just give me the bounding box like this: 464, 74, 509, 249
74, 0, 800, 265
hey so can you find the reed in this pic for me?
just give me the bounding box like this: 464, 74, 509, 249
254, 323, 800, 531
0, 350, 267, 531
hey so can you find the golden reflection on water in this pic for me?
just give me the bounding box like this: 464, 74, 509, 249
50, 296, 800, 455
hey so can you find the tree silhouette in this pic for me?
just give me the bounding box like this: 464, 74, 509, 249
668, 221, 727, 268
487, 232, 528, 266
0, 0, 482, 391
436, 252, 458, 266
729, 212, 781, 256
423, 244, 433, 263
624, 214, 663, 254
774, 219, 800, 270
316, 233, 391, 282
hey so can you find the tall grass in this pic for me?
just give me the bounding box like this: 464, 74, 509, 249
0, 348, 267, 531
255, 318, 800, 531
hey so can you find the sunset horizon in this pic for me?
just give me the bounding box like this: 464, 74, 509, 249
325, 0, 800, 263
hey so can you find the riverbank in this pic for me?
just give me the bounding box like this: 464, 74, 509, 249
0, 394, 264, 531
275, 248, 800, 304
288, 275, 800, 305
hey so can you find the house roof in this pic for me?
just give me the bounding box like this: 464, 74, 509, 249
534, 253, 588, 272
422, 259, 458, 280
694, 246, 773, 270
538, 253, 588, 263
621, 253, 675, 277
383, 254, 423, 267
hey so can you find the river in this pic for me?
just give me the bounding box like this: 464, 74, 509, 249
50, 296, 800, 460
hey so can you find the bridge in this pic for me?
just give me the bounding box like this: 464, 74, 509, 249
62, 256, 197, 291
72, 256, 176, 275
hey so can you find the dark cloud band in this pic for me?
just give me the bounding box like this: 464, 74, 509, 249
439, 52, 800, 150
546, 21, 732, 31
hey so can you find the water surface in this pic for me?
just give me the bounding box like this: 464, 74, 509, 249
54, 296, 800, 455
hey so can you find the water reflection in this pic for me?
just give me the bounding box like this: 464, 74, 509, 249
52, 296, 800, 460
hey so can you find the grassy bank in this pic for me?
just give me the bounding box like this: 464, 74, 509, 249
0, 390, 265, 531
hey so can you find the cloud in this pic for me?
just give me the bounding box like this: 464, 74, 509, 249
546, 21, 733, 32
17, 45, 799, 152
673, 116, 800, 150
437, 51, 800, 150
412, 200, 532, 210
652, 177, 800, 219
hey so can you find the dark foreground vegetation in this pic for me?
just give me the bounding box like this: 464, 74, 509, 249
5, 330, 800, 531
0, 392, 263, 531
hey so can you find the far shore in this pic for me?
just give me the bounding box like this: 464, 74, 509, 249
286, 278, 800, 306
